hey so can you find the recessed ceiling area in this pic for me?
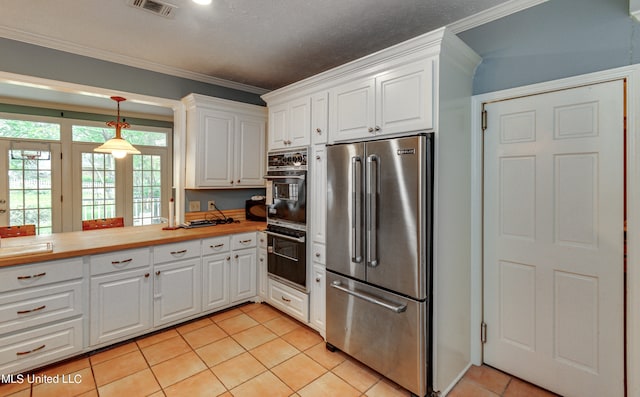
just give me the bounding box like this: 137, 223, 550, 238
0, 0, 532, 115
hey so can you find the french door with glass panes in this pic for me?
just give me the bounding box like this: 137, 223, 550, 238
0, 140, 62, 234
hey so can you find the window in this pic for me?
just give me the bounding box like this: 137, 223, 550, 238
132, 154, 162, 225
81, 152, 117, 220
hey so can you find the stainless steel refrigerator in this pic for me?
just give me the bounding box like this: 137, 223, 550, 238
325, 133, 433, 397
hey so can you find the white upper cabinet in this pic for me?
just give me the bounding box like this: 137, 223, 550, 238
311, 91, 329, 144
183, 94, 267, 188
268, 97, 311, 150
330, 59, 434, 142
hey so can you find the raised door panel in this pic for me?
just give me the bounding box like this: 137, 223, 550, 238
203, 253, 231, 311
376, 59, 434, 135
230, 249, 256, 303
153, 259, 202, 327
199, 110, 235, 187
330, 77, 375, 142
258, 249, 267, 301
90, 269, 151, 345
311, 145, 326, 244
268, 103, 288, 151
310, 263, 325, 335
289, 97, 311, 148
235, 117, 266, 187
311, 92, 329, 145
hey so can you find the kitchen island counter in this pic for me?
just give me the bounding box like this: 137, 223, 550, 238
0, 221, 266, 268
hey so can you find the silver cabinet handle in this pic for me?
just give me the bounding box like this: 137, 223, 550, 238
330, 281, 406, 313
368, 127, 374, 133
366, 154, 379, 267
239, 239, 253, 244
351, 156, 363, 264
315, 252, 321, 257
111, 258, 133, 265
374, 126, 380, 131
281, 296, 291, 303
210, 243, 225, 249
170, 249, 187, 255
316, 128, 322, 134
315, 277, 321, 282
17, 272, 46, 280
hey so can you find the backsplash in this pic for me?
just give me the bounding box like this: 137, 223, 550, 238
184, 188, 266, 212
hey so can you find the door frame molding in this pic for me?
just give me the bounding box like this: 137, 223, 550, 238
470, 65, 640, 395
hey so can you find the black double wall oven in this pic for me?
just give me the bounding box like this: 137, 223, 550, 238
264, 149, 308, 292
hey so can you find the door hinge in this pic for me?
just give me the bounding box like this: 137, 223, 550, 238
481, 322, 487, 344
481, 109, 488, 132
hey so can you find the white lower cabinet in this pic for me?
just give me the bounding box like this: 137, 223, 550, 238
203, 253, 231, 311
153, 240, 202, 327
268, 278, 309, 322
0, 258, 85, 374
310, 263, 326, 336
90, 267, 152, 345
230, 249, 257, 304
89, 247, 152, 345
153, 258, 202, 327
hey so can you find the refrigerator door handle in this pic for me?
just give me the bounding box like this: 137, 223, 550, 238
330, 281, 407, 313
351, 156, 363, 263
366, 154, 379, 267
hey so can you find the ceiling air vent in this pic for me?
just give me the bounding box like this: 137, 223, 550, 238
128, 0, 177, 18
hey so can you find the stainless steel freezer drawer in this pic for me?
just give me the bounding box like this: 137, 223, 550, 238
326, 271, 428, 396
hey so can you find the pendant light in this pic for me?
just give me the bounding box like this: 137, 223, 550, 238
94, 96, 140, 159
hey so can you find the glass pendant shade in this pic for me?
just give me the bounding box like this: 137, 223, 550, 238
95, 96, 140, 158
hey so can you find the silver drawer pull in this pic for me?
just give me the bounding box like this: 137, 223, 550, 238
281, 296, 291, 303
211, 244, 225, 249
16, 344, 46, 356
111, 258, 133, 265
17, 272, 46, 280
17, 305, 46, 315
170, 249, 187, 255
239, 239, 252, 244
330, 281, 407, 313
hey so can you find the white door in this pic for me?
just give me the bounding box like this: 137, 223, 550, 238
330, 76, 376, 141
230, 249, 256, 303
0, 141, 62, 234
153, 258, 202, 327
483, 80, 624, 397
235, 116, 265, 187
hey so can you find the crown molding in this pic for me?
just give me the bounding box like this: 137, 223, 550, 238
448, 0, 548, 34
0, 26, 270, 95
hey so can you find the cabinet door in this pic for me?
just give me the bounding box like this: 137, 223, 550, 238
268, 103, 288, 151
235, 117, 266, 187
198, 109, 235, 187
203, 253, 231, 311
330, 77, 375, 142
257, 248, 267, 301
311, 145, 326, 244
153, 258, 202, 327
376, 59, 434, 135
289, 97, 311, 147
310, 263, 326, 335
311, 92, 329, 145
90, 269, 151, 345
230, 249, 256, 303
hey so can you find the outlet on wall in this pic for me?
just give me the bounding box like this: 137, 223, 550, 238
189, 201, 201, 211
208, 200, 216, 211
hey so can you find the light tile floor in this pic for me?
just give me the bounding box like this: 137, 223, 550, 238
0, 302, 558, 397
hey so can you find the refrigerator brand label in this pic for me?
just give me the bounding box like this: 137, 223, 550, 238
396, 148, 416, 155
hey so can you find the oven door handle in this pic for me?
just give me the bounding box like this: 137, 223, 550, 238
266, 230, 306, 243
263, 175, 306, 180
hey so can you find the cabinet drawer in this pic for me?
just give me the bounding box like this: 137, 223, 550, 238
90, 248, 150, 276
268, 278, 309, 322
232, 233, 257, 250
311, 242, 325, 265
0, 318, 83, 375
0, 258, 83, 293
154, 240, 201, 264
202, 236, 231, 256
0, 281, 83, 335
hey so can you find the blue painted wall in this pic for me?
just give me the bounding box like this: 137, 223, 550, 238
458, 0, 640, 94
0, 38, 264, 106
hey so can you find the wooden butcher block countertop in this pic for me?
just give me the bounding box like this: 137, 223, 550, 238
0, 221, 266, 268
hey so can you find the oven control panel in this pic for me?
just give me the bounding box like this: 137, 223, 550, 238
268, 150, 308, 169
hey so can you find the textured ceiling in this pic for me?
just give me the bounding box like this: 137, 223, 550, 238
0, 0, 512, 93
